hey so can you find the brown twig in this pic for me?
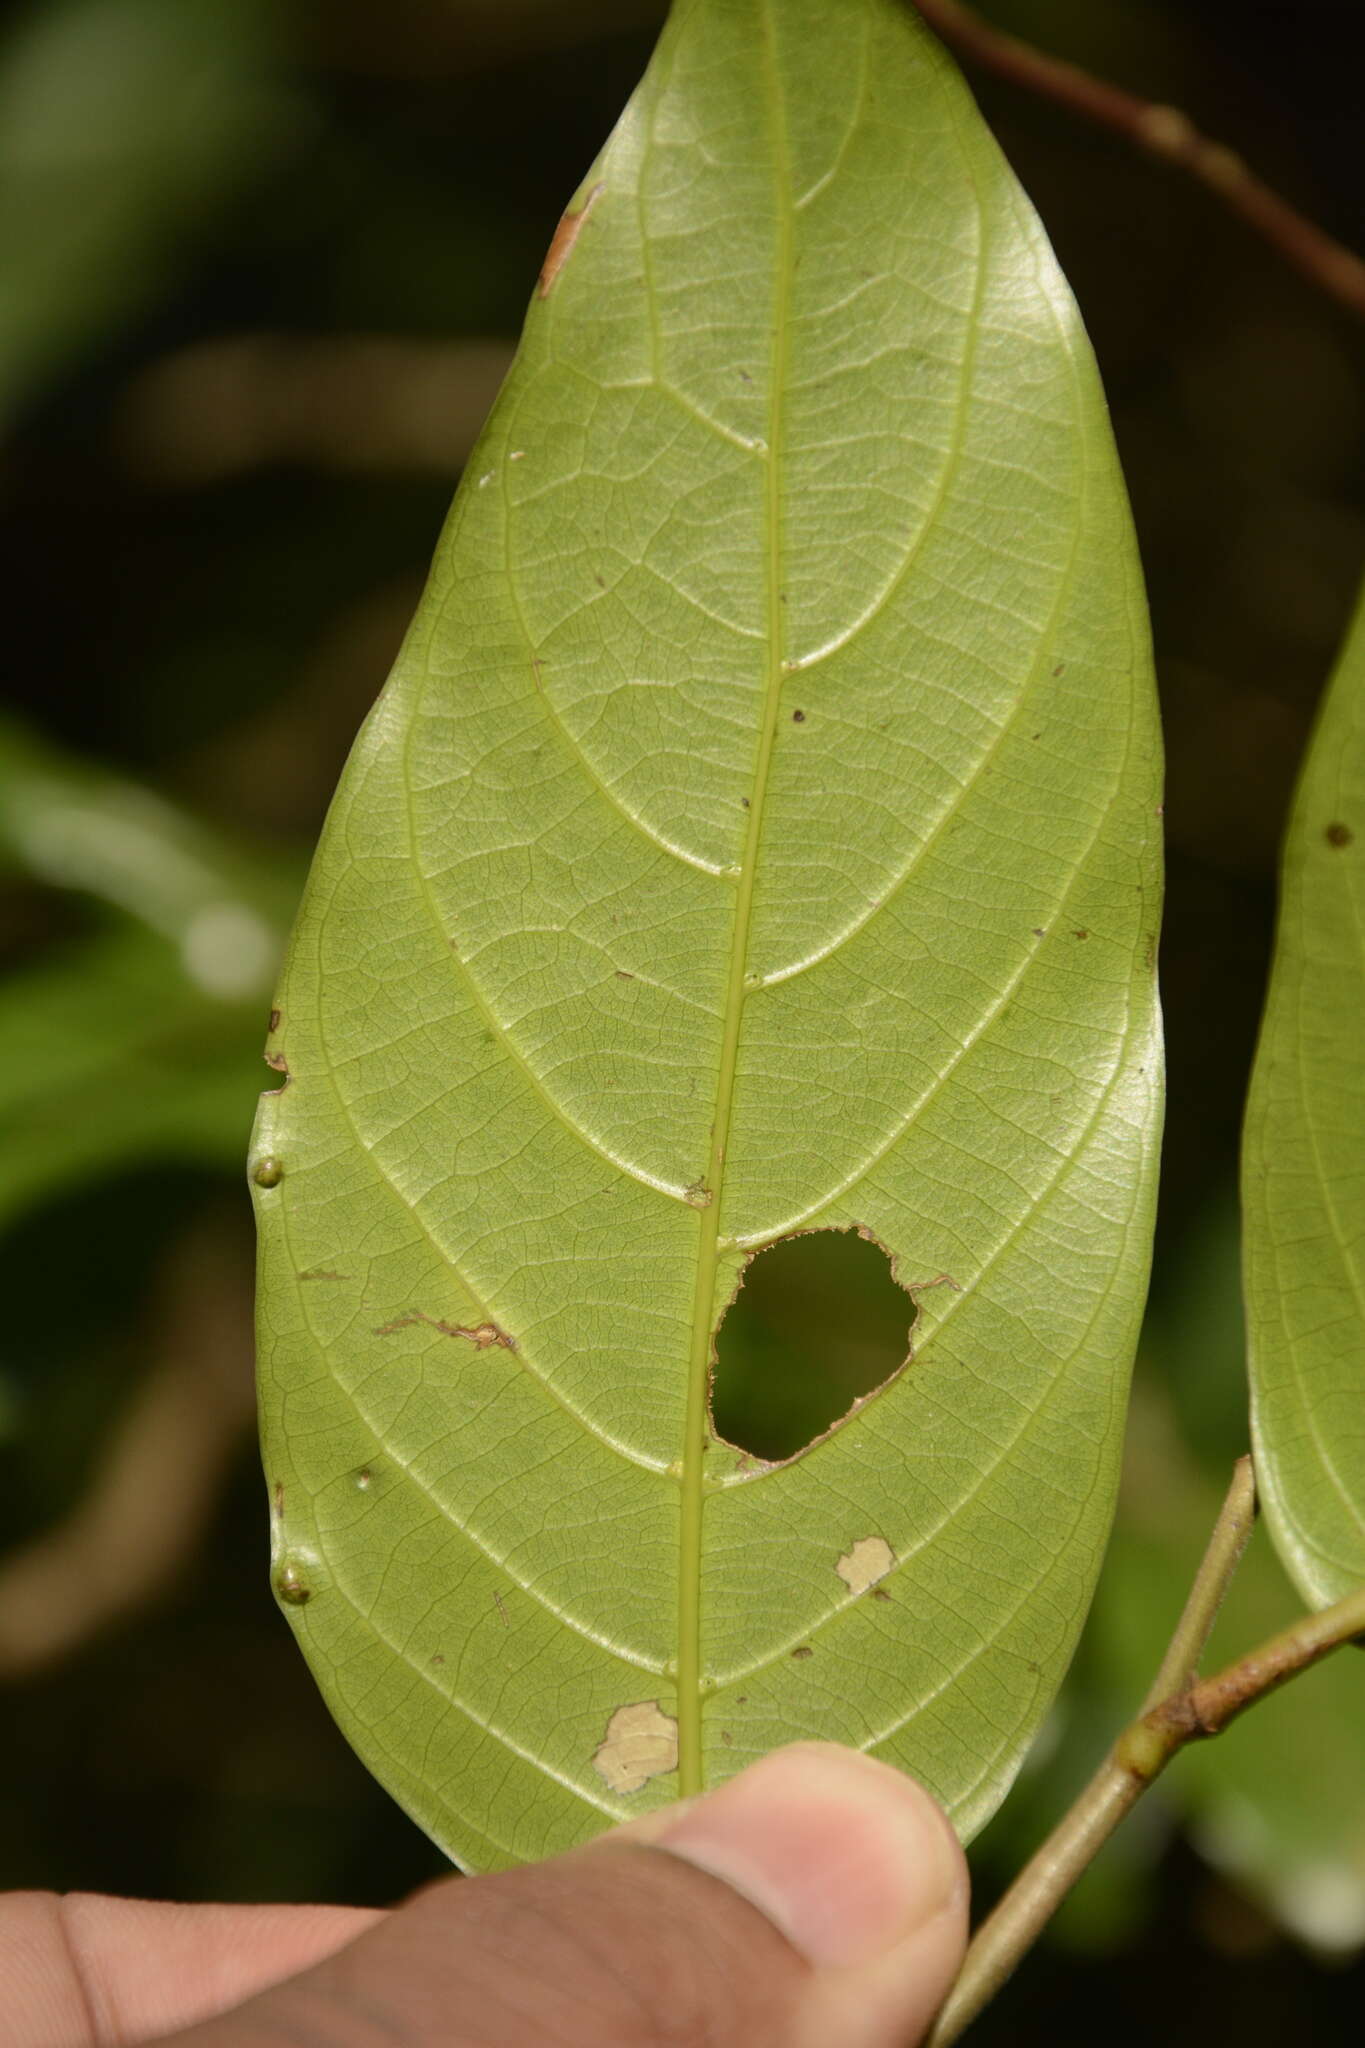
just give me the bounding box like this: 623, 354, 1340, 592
0, 1216, 255, 1678
912, 0, 1365, 321
927, 1457, 1365, 2046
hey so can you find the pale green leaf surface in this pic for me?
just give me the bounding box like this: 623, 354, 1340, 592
1246, 586, 1365, 1606
253, 0, 1162, 1869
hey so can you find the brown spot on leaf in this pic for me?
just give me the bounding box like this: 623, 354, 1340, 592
591, 1701, 678, 1795
268, 1008, 281, 1032
263, 1049, 290, 1074
448, 1320, 516, 1351
683, 1179, 713, 1210
299, 1268, 348, 1283
791, 1645, 814, 1660
871, 1587, 892, 1603
615, 969, 635, 981
835, 1535, 895, 1596
538, 180, 605, 296
1326, 821, 1354, 848
272, 1480, 284, 1521
791, 708, 806, 723
1072, 929, 1089, 941
374, 1310, 515, 1351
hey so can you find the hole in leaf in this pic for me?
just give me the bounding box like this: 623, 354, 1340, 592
711, 1229, 916, 1462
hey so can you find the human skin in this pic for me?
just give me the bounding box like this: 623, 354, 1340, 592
0, 1742, 968, 2048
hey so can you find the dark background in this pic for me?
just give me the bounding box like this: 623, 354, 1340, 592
1, 0, 1363, 2038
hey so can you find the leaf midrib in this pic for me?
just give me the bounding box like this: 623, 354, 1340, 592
674, 0, 796, 1795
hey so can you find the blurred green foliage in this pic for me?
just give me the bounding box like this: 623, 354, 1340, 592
1, 0, 1363, 2038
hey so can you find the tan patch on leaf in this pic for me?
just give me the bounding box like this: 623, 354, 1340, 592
835, 1535, 895, 1596
591, 1701, 678, 1795
538, 181, 605, 296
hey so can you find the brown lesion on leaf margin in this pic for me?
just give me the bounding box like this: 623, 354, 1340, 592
705, 1223, 958, 1476
591, 1700, 678, 1795
373, 1308, 516, 1351
538, 180, 605, 297
262, 1009, 289, 1092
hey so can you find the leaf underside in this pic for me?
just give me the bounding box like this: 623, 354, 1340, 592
1245, 585, 1365, 1609
252, 0, 1162, 1869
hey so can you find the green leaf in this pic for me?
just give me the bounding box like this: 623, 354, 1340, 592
0, 0, 289, 427
0, 928, 263, 1232
253, 0, 1162, 1869
0, 717, 295, 1227
1245, 586, 1365, 1607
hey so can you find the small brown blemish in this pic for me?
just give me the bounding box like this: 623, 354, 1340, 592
835, 1535, 895, 1596
1052, 662, 1066, 676
373, 1313, 425, 1337
1326, 821, 1354, 848
493, 1591, 510, 1627
268, 1008, 281, 1032
299, 1268, 348, 1283
448, 1320, 517, 1351
684, 1179, 713, 1210
594, 572, 606, 589
740, 796, 750, 809
615, 969, 636, 981
538, 180, 605, 296
272, 1480, 284, 1520
253, 1155, 284, 1189
276, 1563, 311, 1606
431, 1652, 446, 1667
374, 1310, 515, 1351
591, 1701, 679, 1795
720, 1728, 734, 1744
1072, 929, 1090, 941
264, 1049, 290, 1074
1032, 927, 1047, 939
791, 1645, 814, 1660
872, 1586, 892, 1603
791, 708, 806, 723
353, 1467, 374, 1492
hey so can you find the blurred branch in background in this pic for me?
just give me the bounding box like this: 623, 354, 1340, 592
0, 1211, 255, 1679
912, 0, 1365, 320
116, 334, 513, 484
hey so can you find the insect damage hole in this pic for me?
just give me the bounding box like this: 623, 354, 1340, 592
710, 1229, 917, 1461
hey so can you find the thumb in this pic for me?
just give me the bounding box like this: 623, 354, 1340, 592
165, 1742, 968, 2048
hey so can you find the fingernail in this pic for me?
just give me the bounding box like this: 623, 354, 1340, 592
652, 1741, 965, 1970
